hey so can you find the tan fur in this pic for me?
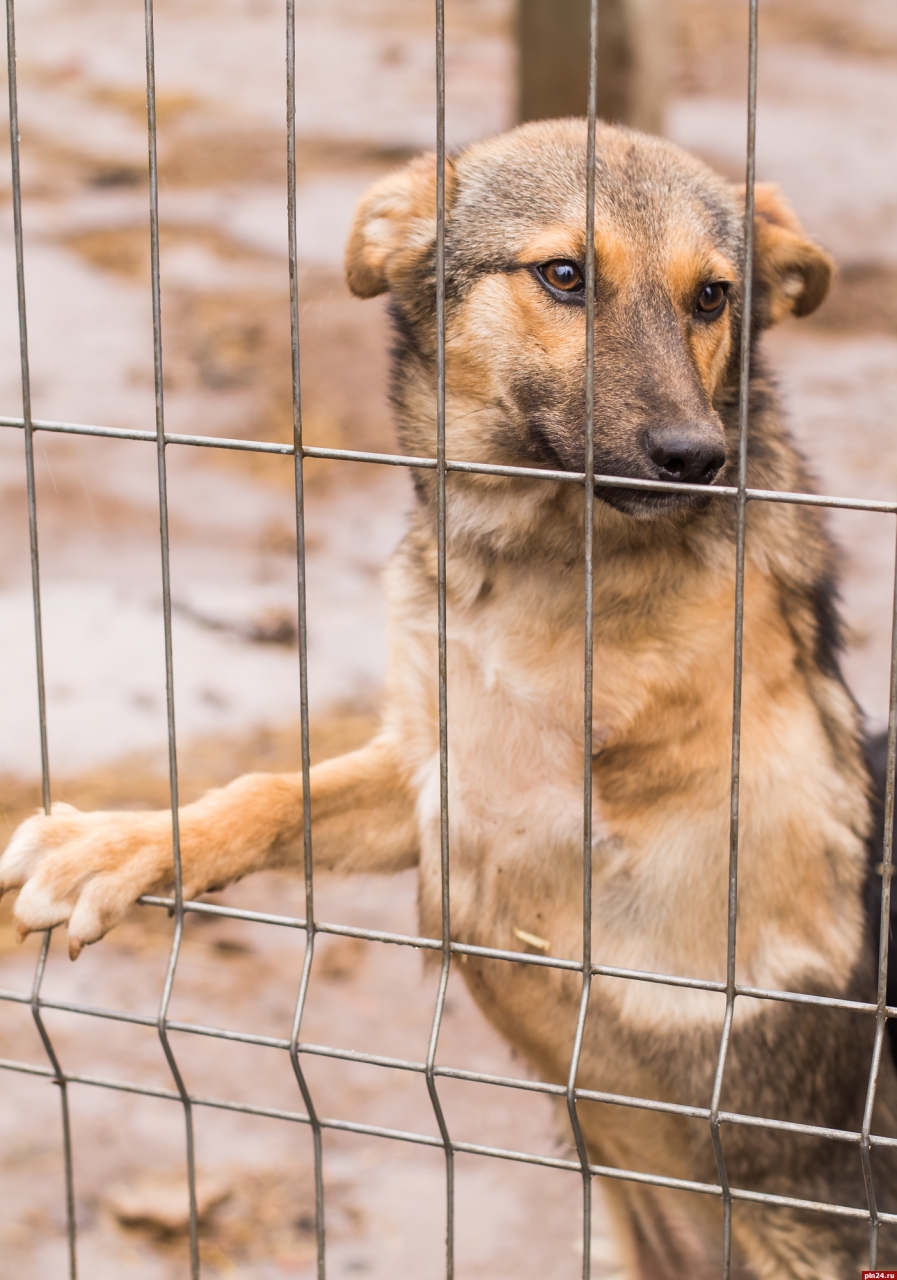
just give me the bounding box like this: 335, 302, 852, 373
751, 183, 834, 323
344, 152, 457, 299
0, 121, 887, 1277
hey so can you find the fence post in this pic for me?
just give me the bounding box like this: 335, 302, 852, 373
517, 0, 669, 135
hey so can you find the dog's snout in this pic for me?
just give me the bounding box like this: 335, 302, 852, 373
645, 427, 725, 486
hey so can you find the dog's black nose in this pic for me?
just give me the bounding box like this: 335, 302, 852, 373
645, 428, 725, 486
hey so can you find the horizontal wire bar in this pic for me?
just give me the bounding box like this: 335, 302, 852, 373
138, 895, 580, 968
5, 986, 897, 1151
134, 896, 892, 1015
0, 1054, 181, 1100
3, 414, 897, 514
734, 983, 880, 1014
0, 1053, 892, 1222
715, 1108, 870, 1147
0, 987, 158, 1026
139, 895, 441, 950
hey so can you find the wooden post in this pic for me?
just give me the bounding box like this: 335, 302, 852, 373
517, 0, 669, 135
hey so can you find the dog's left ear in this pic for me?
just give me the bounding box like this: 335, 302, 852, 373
747, 183, 834, 324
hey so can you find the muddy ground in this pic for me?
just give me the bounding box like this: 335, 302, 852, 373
3, 0, 897, 1276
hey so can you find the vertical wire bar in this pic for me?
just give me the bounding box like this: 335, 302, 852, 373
859, 522, 897, 1266
6, 6, 77, 1273
565, 4, 599, 1276
143, 4, 199, 1274
285, 0, 327, 1273
30, 935, 77, 1279
5, 0, 48, 811
424, 2, 455, 1276
708, 2, 758, 1275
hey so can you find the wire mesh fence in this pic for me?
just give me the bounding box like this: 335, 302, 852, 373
2, 1, 897, 1278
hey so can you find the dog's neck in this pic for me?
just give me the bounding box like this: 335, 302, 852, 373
405, 469, 732, 614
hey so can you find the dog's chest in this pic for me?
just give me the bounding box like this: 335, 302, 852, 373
394, 528, 867, 1032
409, 571, 735, 1078
411, 569, 612, 954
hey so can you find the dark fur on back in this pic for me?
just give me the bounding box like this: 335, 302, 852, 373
865, 730, 897, 1063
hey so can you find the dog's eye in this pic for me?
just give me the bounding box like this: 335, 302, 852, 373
695, 282, 729, 317
538, 260, 584, 294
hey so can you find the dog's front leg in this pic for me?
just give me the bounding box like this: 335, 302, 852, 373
0, 735, 418, 958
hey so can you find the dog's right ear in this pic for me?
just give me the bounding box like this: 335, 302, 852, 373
345, 154, 456, 299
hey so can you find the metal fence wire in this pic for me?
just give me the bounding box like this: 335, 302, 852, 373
3, 1, 897, 1278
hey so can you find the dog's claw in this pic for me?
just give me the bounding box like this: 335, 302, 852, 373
68, 935, 83, 961
15, 922, 30, 944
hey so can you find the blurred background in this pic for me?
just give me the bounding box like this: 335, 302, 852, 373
2, 1, 897, 1276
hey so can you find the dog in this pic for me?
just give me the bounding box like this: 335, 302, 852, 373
2, 118, 896, 1278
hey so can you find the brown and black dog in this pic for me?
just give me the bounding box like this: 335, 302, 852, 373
2, 119, 896, 1277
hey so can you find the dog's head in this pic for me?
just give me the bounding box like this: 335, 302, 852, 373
346, 119, 832, 519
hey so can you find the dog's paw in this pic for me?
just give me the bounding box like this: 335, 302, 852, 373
0, 805, 174, 959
